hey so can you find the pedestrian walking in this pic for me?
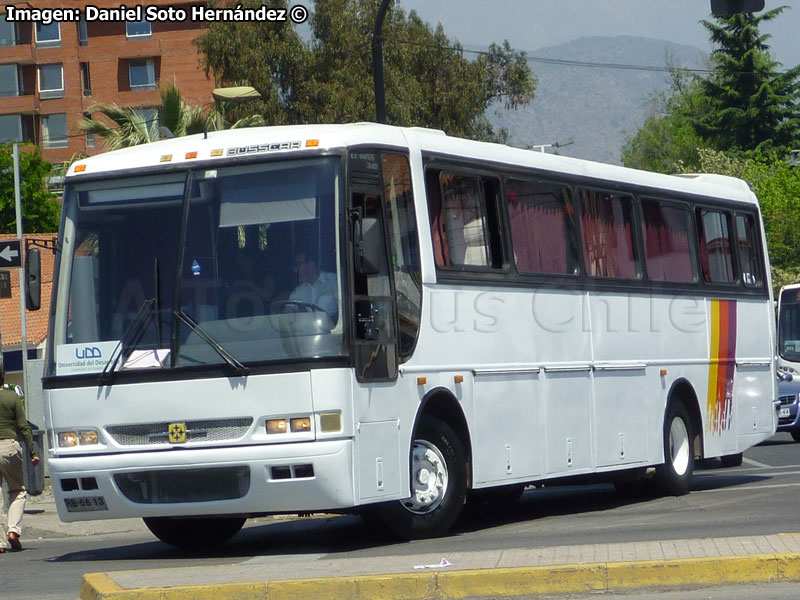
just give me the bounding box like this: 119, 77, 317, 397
0, 365, 39, 552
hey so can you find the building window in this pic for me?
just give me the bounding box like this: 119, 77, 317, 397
42, 113, 68, 148
129, 58, 157, 90
35, 22, 61, 47
83, 112, 95, 148
38, 64, 64, 99
0, 64, 19, 98
0, 14, 17, 46
78, 14, 88, 46
80, 62, 92, 96
126, 18, 152, 38
0, 114, 22, 143
141, 108, 159, 131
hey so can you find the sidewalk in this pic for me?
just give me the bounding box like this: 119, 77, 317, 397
13, 489, 800, 599
80, 532, 800, 599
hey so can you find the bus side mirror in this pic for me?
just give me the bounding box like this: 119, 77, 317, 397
353, 213, 385, 276
710, 0, 764, 15
25, 248, 41, 311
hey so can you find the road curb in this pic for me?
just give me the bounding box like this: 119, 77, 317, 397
81, 552, 800, 599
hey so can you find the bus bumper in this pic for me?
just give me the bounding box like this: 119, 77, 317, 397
48, 439, 355, 522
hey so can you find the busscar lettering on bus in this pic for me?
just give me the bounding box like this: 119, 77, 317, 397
42, 124, 776, 548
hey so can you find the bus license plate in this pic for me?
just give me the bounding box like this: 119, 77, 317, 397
780, 407, 791, 418
64, 496, 108, 513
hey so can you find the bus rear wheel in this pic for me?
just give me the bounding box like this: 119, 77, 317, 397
375, 415, 467, 540
143, 516, 246, 549
655, 402, 694, 496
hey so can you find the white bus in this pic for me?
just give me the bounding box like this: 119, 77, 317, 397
777, 284, 800, 376
39, 124, 777, 547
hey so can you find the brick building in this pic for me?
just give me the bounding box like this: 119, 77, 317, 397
0, 1, 215, 163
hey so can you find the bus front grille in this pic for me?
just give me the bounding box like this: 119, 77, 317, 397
114, 466, 250, 503
106, 417, 254, 446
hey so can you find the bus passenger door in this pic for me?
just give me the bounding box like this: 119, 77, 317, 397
347, 150, 403, 503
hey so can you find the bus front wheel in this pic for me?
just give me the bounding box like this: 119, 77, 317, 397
143, 516, 246, 549
655, 402, 694, 496
376, 415, 467, 540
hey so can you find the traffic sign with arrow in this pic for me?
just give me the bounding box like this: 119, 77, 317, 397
0, 239, 22, 268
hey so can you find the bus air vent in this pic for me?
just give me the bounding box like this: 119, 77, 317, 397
114, 466, 250, 504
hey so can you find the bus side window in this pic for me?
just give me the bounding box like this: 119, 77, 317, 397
382, 153, 421, 358
507, 179, 579, 275
697, 209, 735, 284
428, 170, 503, 269
735, 213, 763, 288
579, 189, 639, 279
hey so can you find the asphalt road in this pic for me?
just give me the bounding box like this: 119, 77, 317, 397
2, 432, 799, 600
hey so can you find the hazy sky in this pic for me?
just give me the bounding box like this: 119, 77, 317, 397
398, 0, 800, 69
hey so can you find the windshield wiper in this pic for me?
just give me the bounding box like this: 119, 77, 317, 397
173, 309, 250, 377
99, 298, 156, 384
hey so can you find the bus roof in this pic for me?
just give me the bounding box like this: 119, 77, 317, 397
67, 123, 758, 206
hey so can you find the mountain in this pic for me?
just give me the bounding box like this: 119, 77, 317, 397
488, 36, 707, 165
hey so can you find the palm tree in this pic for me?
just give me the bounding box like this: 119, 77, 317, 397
78, 84, 214, 150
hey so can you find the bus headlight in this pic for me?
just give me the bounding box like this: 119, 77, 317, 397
266, 419, 288, 434
58, 430, 100, 447
290, 417, 311, 432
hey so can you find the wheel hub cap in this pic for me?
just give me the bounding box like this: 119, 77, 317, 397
404, 440, 448, 514
669, 417, 690, 476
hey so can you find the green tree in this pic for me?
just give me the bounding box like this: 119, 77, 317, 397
622, 69, 709, 172
0, 144, 61, 233
195, 0, 535, 141
78, 84, 213, 150
695, 7, 800, 154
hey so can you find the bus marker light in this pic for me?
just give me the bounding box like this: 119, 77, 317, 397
266, 419, 287, 434
417, 377, 427, 386
306, 139, 319, 147
290, 417, 311, 432
660, 369, 668, 377
74, 164, 87, 173
185, 151, 198, 159
320, 412, 341, 433
454, 375, 464, 384
160, 154, 172, 163
211, 149, 224, 157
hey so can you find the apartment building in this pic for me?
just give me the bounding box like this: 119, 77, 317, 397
0, 1, 215, 162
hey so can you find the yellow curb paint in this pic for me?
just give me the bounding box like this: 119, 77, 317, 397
81, 553, 800, 600
606, 555, 779, 590
777, 554, 800, 580
355, 573, 438, 600
437, 566, 606, 598
160, 582, 268, 600
81, 574, 123, 600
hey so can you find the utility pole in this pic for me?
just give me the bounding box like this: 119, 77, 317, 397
372, 0, 391, 124
14, 144, 28, 389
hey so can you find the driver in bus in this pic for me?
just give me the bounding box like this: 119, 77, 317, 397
289, 252, 338, 322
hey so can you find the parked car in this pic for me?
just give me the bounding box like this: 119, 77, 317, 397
777, 378, 800, 442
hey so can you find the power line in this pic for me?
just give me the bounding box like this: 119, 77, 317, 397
391, 38, 794, 76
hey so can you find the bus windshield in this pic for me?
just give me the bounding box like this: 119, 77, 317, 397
49, 156, 344, 377
779, 288, 800, 362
